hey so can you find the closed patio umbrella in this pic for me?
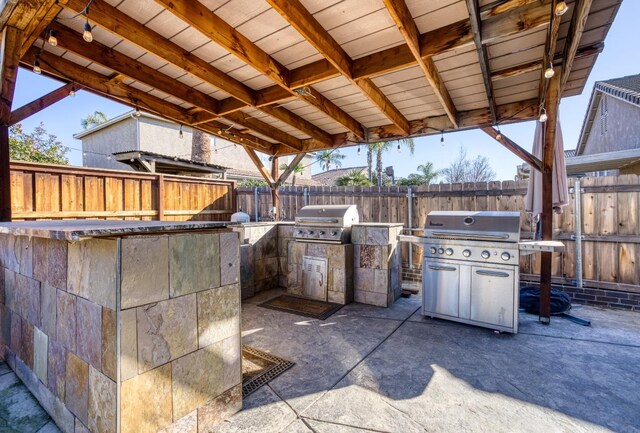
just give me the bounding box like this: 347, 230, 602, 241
525, 119, 569, 229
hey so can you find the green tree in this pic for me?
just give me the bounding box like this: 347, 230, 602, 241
367, 138, 415, 187
279, 161, 304, 186
9, 123, 69, 165
315, 149, 346, 171
80, 111, 108, 130
191, 129, 211, 163
416, 162, 439, 185
238, 179, 268, 187
335, 170, 373, 186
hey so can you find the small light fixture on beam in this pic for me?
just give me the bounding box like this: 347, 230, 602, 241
134, 108, 141, 117
495, 126, 502, 141
539, 107, 548, 123
179, 124, 184, 139
83, 19, 93, 43
33, 55, 42, 75
47, 29, 57, 47
555, 1, 569, 16
69, 83, 76, 97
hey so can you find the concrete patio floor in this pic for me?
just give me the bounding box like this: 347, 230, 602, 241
2, 290, 639, 433
218, 289, 640, 433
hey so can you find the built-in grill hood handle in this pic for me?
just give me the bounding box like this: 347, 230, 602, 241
297, 218, 340, 224
430, 231, 510, 240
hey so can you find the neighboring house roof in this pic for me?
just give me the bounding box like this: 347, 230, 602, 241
576, 73, 640, 155
73, 110, 166, 139
312, 166, 367, 186
564, 149, 576, 158
113, 150, 227, 175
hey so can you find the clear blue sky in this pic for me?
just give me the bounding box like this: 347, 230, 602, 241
12, 1, 639, 180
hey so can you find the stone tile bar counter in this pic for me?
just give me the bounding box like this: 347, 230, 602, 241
0, 220, 242, 433
352, 223, 404, 307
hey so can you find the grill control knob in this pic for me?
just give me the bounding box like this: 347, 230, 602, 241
481, 250, 491, 259
319, 231, 325, 236
501, 252, 511, 261
445, 248, 454, 256
462, 249, 471, 258
430, 247, 437, 254
438, 248, 445, 255
331, 231, 338, 236
308, 230, 314, 235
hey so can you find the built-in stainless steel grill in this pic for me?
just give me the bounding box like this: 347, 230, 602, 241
293, 205, 359, 244
422, 211, 522, 333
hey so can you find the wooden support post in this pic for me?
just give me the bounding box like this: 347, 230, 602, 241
157, 174, 165, 220
0, 26, 22, 222
539, 73, 561, 322
271, 156, 279, 221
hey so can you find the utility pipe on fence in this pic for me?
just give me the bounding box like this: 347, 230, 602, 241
573, 177, 584, 288
407, 187, 413, 270
254, 187, 259, 222
303, 187, 309, 206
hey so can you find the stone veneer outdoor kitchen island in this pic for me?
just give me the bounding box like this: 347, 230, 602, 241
0, 220, 242, 433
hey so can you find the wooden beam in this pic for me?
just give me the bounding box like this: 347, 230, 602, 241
493, 61, 542, 81
267, 0, 411, 134
154, 0, 290, 89
0, 0, 20, 30
200, 121, 276, 154
560, 0, 593, 93
50, 24, 219, 115
481, 127, 542, 172
538, 0, 562, 103
9, 82, 77, 125
466, 0, 497, 124
21, 47, 194, 125
17, 0, 60, 58
483, 0, 552, 45
276, 152, 306, 188
384, 0, 458, 128
63, 0, 256, 106
0, 26, 21, 221
480, 0, 542, 19
258, 105, 332, 145
540, 72, 561, 321
224, 111, 305, 152
243, 146, 275, 186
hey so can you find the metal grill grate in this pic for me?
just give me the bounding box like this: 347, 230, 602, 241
241, 346, 295, 398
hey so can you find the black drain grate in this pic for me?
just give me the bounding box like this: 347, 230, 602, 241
242, 346, 295, 398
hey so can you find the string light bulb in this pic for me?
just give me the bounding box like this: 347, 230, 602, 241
544, 64, 555, 79
47, 30, 57, 47
495, 126, 502, 141
555, 1, 569, 16
440, 131, 445, 146
357, 145, 361, 155
134, 108, 141, 117
179, 125, 184, 139
83, 19, 93, 43
33, 57, 42, 75
396, 143, 401, 153
69, 84, 76, 97
539, 107, 548, 123
107, 155, 112, 160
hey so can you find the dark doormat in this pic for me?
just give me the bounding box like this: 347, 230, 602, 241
242, 346, 295, 398
258, 295, 343, 320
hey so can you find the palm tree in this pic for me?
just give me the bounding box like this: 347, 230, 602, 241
368, 138, 415, 186
335, 170, 372, 186
279, 161, 304, 186
417, 162, 439, 185
80, 111, 107, 129
191, 129, 211, 163
315, 150, 346, 171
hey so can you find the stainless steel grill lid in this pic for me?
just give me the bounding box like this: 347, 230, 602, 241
294, 205, 359, 227
425, 211, 521, 242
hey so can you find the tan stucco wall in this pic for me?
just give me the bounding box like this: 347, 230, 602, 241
81, 117, 137, 170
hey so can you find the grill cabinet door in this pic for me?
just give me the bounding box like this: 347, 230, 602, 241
423, 260, 459, 317
470, 266, 515, 328
302, 256, 328, 301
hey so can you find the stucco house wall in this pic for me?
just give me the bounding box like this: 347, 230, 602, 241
583, 94, 640, 156
81, 117, 137, 171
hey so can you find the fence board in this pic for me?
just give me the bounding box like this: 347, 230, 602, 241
9, 161, 234, 222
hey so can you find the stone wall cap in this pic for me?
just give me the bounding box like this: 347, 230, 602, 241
0, 220, 237, 241
352, 223, 404, 228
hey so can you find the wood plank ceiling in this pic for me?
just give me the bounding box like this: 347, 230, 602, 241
1, 0, 622, 156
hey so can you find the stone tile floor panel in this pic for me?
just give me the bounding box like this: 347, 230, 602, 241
0, 361, 61, 433
214, 290, 640, 433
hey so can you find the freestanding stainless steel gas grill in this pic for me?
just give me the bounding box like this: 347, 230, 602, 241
293, 205, 359, 244
422, 211, 522, 333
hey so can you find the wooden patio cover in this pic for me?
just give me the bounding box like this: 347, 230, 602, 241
0, 0, 623, 319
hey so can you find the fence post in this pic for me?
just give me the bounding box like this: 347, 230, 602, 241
157, 174, 165, 220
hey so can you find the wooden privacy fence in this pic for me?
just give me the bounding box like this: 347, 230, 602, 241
9, 161, 235, 221
238, 175, 640, 290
